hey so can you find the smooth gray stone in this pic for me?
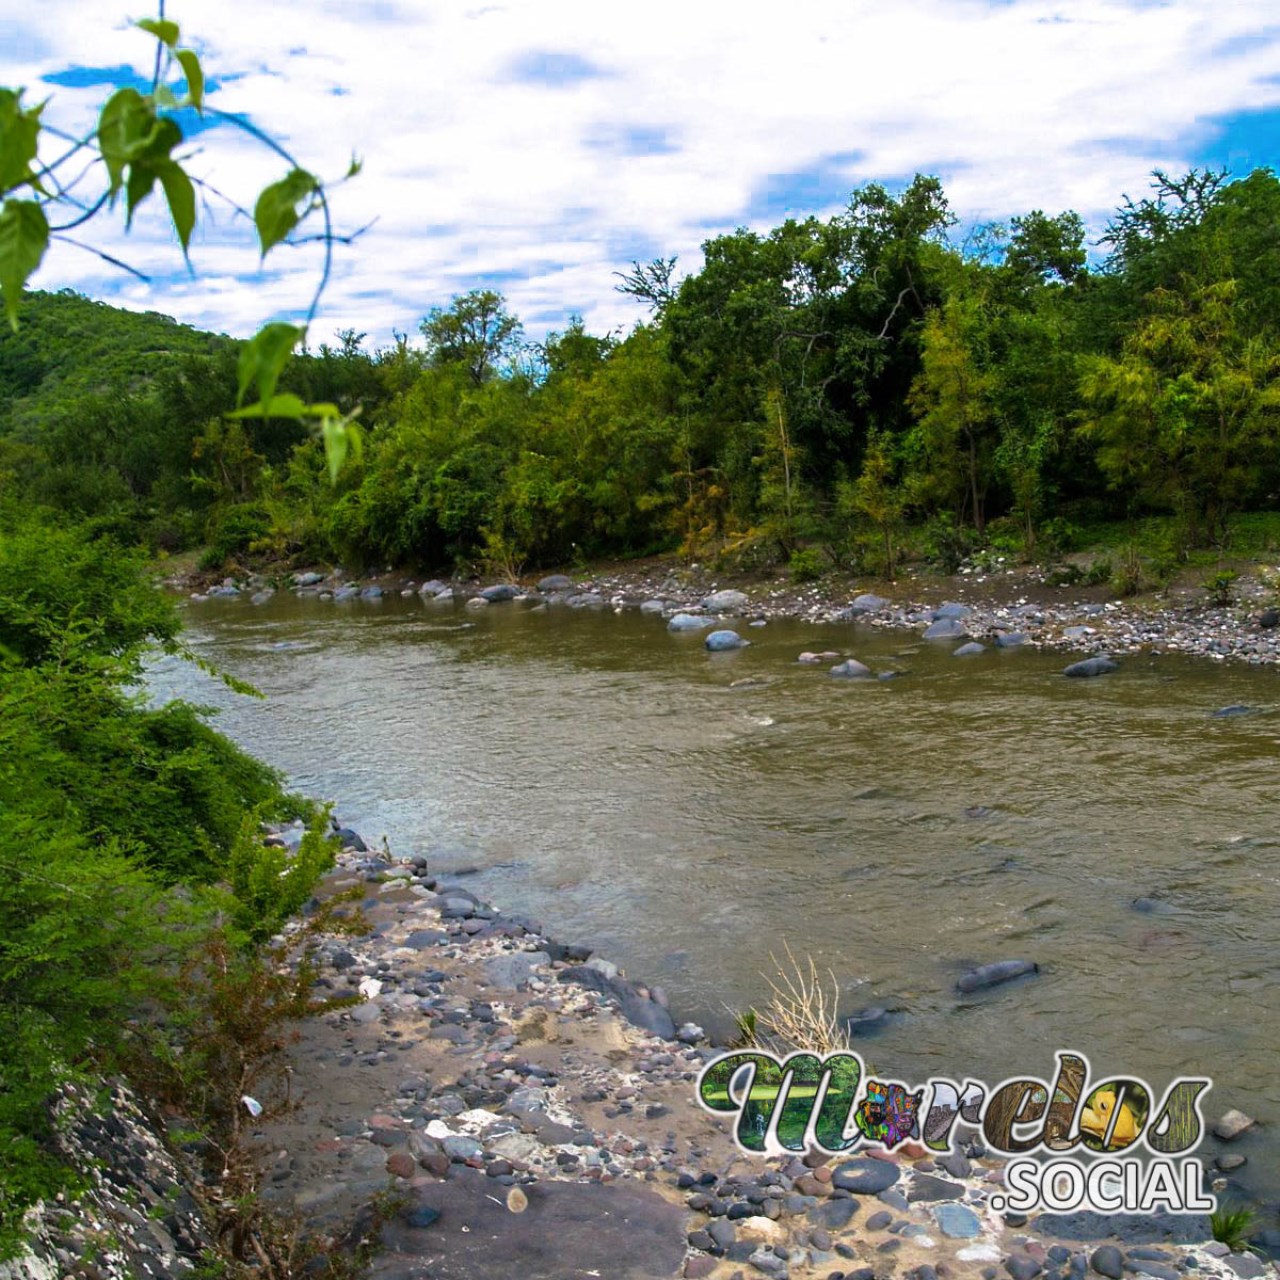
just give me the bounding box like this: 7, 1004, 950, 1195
831, 658, 873, 679
702, 589, 749, 612
1063, 656, 1118, 678
668, 613, 712, 631
923, 617, 968, 640
705, 629, 748, 651
956, 959, 1038, 993
953, 642, 985, 657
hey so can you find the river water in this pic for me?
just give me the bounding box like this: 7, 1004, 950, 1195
147, 592, 1280, 1197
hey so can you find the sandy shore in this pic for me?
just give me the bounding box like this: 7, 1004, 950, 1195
247, 833, 1275, 1280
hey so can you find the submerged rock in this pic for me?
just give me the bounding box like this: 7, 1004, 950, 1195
955, 959, 1038, 994
1211, 704, 1256, 718
668, 613, 712, 632
923, 617, 967, 640
952, 642, 985, 657
1064, 656, 1118, 678
830, 658, 873, 679
995, 631, 1027, 648
705, 629, 748, 651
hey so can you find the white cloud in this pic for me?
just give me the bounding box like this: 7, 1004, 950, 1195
4, 0, 1279, 346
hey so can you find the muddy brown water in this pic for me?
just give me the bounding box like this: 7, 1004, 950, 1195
146, 593, 1280, 1201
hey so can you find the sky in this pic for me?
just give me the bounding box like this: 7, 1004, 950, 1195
4, 0, 1280, 350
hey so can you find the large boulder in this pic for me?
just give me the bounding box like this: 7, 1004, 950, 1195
701, 589, 749, 613
558, 965, 676, 1039
849, 592, 887, 613
480, 583, 519, 602
705, 629, 748, 651
932, 601, 972, 620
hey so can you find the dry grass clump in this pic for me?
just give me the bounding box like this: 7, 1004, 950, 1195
734, 941, 852, 1056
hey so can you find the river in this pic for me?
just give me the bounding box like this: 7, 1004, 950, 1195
146, 591, 1280, 1200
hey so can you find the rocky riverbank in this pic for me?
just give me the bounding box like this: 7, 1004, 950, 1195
172, 556, 1280, 672
233, 827, 1276, 1280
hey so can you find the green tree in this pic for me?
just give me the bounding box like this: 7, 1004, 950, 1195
1080, 278, 1280, 545
420, 289, 524, 386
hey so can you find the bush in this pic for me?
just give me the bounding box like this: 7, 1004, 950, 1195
788, 547, 825, 583
201, 503, 273, 570
1201, 569, 1239, 607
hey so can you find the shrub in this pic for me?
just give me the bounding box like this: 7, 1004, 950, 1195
788, 547, 825, 583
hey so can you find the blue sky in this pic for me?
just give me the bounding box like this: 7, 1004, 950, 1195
3, 0, 1278, 347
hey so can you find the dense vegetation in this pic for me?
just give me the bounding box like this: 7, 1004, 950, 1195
5, 167, 1279, 586
0, 505, 344, 1256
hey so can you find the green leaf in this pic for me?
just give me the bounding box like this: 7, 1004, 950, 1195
125, 163, 158, 225
136, 17, 180, 47
228, 393, 309, 420
321, 416, 363, 483
235, 322, 305, 409
0, 199, 49, 329
0, 89, 44, 195
97, 88, 158, 198
253, 168, 317, 258
158, 162, 195, 253
175, 49, 204, 112
345, 154, 362, 179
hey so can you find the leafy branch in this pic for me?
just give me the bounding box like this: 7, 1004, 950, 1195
0, 8, 364, 479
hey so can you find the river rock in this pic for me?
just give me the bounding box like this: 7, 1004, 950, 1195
841, 1005, 889, 1036
334, 585, 359, 600
1090, 1244, 1124, 1278
567, 592, 604, 608
831, 1159, 899, 1194
334, 827, 368, 852
432, 587, 454, 601
995, 631, 1027, 648
293, 571, 324, 587
932, 602, 972, 620
848, 593, 888, 614
1064, 656, 1118, 678
668, 613, 713, 631
933, 1203, 981, 1238
956, 959, 1038, 993
923, 618, 968, 640
1259, 609, 1280, 629
701, 589, 749, 613
953, 642, 985, 657
558, 965, 676, 1039
360, 585, 383, 599
250, 589, 274, 605
706, 629, 748, 651
1213, 1109, 1256, 1141
537, 574, 574, 592
484, 952, 550, 990
481, 584, 519, 602
418, 579, 447, 595
1211, 704, 1255, 718
639, 599, 666, 614
831, 658, 873, 678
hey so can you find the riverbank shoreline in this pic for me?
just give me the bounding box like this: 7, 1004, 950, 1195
165, 554, 1280, 672
245, 826, 1275, 1280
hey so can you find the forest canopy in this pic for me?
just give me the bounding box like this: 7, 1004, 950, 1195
4, 166, 1280, 581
